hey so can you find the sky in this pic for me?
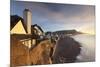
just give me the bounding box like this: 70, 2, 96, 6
11, 0, 95, 34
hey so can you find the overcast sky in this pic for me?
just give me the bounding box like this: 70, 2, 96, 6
11, 1, 95, 34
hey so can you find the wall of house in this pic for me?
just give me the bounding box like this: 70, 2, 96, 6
11, 20, 26, 34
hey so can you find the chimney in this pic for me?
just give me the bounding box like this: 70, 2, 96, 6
23, 9, 32, 34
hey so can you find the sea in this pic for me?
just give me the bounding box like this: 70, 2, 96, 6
71, 34, 95, 62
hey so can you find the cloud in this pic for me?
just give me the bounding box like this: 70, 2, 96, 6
11, 1, 95, 32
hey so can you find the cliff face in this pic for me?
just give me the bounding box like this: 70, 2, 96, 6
11, 34, 81, 66
11, 35, 53, 66
30, 40, 53, 65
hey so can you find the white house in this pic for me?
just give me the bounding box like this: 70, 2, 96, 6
11, 9, 44, 48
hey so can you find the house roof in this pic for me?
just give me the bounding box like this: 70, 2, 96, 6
11, 15, 44, 35
31, 24, 44, 33
10, 15, 27, 33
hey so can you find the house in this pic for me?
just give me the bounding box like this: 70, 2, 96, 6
10, 9, 44, 48
10, 15, 27, 34
31, 24, 44, 36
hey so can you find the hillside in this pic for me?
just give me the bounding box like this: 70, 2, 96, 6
53, 29, 82, 35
